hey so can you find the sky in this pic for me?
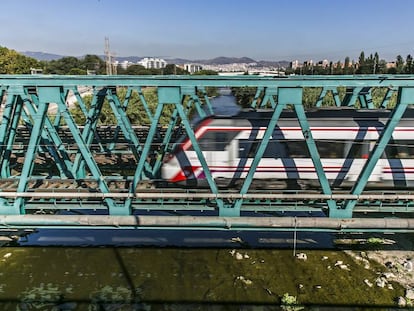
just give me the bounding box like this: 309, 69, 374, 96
2, 0, 414, 62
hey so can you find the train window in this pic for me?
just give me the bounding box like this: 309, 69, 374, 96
344, 141, 370, 158
384, 140, 414, 159
198, 132, 215, 151
285, 141, 310, 158
239, 139, 367, 159
215, 132, 229, 151
315, 141, 345, 158
239, 139, 310, 158
238, 139, 287, 158
194, 130, 238, 151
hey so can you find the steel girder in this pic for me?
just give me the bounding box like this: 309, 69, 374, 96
0, 75, 412, 224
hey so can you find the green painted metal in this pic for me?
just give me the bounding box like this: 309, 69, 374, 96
105, 88, 148, 167
232, 88, 287, 215
342, 87, 364, 107
2, 74, 414, 88
380, 87, 397, 108
197, 86, 214, 115
0, 75, 412, 229
260, 87, 278, 108
0, 89, 24, 178
182, 86, 206, 119
72, 86, 90, 117
357, 87, 372, 108
315, 87, 341, 107
44, 86, 123, 215
13, 87, 50, 214
151, 108, 179, 178
18, 86, 74, 179
288, 88, 339, 215
72, 88, 106, 178
250, 87, 264, 108
340, 87, 414, 216
158, 87, 225, 213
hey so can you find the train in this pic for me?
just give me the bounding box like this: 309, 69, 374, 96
161, 108, 414, 189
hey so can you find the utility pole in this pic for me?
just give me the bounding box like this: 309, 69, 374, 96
105, 37, 116, 75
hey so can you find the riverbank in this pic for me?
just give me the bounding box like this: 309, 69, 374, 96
340, 233, 414, 308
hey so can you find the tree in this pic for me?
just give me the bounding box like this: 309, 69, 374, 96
357, 51, 366, 74
396, 55, 404, 73
332, 61, 343, 75
44, 56, 82, 74
387, 67, 397, 74
373, 52, 380, 74
231, 87, 257, 108
343, 56, 352, 75
162, 64, 188, 75
70, 87, 192, 126
69, 68, 86, 75
0, 46, 40, 74
405, 54, 413, 73
356, 51, 382, 74
81, 54, 106, 74
367, 53, 375, 74
377, 59, 387, 74
124, 64, 150, 75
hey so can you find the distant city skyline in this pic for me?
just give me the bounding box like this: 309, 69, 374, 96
2, 0, 414, 62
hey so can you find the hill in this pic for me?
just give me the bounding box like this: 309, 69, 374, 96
22, 51, 65, 61
21, 51, 288, 66
196, 56, 256, 65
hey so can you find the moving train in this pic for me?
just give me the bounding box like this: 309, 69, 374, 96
161, 108, 414, 189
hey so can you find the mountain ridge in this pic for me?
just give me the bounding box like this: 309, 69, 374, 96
22, 51, 289, 67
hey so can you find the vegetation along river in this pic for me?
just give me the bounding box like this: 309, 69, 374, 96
0, 229, 411, 310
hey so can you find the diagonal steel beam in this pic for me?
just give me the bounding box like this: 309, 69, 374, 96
339, 86, 414, 217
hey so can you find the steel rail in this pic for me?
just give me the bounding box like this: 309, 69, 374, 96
0, 191, 414, 200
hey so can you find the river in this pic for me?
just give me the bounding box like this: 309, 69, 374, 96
210, 88, 241, 116
0, 229, 406, 310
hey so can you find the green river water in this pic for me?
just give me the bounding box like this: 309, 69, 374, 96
0, 244, 406, 310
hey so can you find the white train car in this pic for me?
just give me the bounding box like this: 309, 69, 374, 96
162, 108, 414, 189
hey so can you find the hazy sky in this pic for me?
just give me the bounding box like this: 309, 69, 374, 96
2, 0, 414, 61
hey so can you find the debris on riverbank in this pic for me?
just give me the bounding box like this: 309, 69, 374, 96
341, 233, 414, 307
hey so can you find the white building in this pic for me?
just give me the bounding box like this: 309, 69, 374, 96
303, 60, 314, 67
319, 59, 329, 68
290, 60, 301, 69
30, 68, 43, 75
183, 63, 203, 73
113, 60, 132, 69
138, 57, 167, 69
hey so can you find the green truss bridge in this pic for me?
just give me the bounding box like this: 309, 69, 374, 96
1, 74, 414, 232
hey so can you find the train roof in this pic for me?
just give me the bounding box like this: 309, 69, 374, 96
214, 107, 414, 120
189, 107, 414, 129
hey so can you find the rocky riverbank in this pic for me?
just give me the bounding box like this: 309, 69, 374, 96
338, 234, 414, 308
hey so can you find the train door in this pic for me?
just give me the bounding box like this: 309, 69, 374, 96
198, 130, 235, 180
381, 139, 414, 187
342, 140, 371, 182
369, 140, 384, 183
